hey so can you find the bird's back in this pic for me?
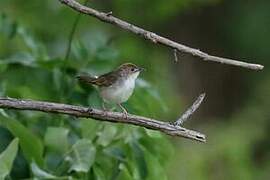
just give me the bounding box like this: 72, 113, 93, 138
77, 72, 118, 87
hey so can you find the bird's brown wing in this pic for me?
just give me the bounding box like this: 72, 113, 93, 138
77, 72, 117, 87
93, 72, 118, 87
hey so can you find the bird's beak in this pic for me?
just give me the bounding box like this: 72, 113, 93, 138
138, 67, 145, 72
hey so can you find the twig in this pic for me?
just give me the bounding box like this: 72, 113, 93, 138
174, 93, 206, 126
60, 0, 89, 103
174, 49, 178, 62
64, 0, 89, 60
0, 97, 206, 142
64, 12, 81, 60
58, 0, 264, 71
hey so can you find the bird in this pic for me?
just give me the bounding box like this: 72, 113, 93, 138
76, 63, 144, 115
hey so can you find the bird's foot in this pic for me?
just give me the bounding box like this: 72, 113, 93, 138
87, 107, 93, 114
118, 103, 128, 119
123, 109, 128, 119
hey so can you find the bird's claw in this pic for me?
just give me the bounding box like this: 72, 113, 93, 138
122, 110, 128, 119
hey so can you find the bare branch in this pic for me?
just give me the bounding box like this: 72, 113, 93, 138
174, 93, 206, 126
58, 0, 264, 71
0, 97, 206, 142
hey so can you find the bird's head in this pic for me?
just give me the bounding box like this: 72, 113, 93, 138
117, 63, 144, 79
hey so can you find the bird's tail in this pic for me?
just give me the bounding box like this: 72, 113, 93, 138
76, 74, 97, 85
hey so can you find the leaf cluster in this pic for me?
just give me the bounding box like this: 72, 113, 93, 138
0, 13, 173, 179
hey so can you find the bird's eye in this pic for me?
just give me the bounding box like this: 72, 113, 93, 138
131, 68, 135, 72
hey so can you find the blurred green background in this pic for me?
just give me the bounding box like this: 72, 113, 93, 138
0, 0, 269, 179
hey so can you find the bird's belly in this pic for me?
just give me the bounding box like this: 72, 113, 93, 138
100, 83, 134, 104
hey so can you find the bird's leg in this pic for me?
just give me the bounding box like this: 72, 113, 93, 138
102, 101, 111, 117
102, 101, 107, 111
103, 101, 116, 112
118, 103, 128, 117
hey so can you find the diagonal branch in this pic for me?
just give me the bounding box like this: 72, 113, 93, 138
174, 93, 206, 126
58, 0, 264, 71
0, 97, 206, 142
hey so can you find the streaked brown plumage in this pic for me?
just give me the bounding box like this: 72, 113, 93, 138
76, 63, 144, 115
77, 63, 141, 87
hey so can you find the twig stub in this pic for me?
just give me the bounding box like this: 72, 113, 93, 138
174, 49, 179, 62
174, 93, 206, 126
105, 11, 113, 16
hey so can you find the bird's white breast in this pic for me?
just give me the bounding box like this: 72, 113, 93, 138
100, 72, 139, 104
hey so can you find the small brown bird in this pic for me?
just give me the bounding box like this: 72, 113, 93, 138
77, 63, 144, 114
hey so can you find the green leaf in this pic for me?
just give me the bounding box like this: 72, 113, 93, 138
117, 163, 133, 180
81, 119, 99, 141
31, 162, 71, 180
144, 129, 162, 138
93, 165, 106, 180
72, 40, 89, 61
129, 141, 147, 180
141, 135, 174, 165
2, 117, 44, 166
0, 13, 17, 39
44, 127, 69, 153
0, 109, 9, 118
0, 138, 19, 179
1, 52, 36, 67
17, 27, 48, 59
97, 124, 117, 147
143, 148, 167, 180
103, 146, 125, 161
31, 162, 57, 179
66, 139, 96, 173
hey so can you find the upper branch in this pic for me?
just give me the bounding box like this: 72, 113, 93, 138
0, 97, 206, 142
58, 0, 264, 71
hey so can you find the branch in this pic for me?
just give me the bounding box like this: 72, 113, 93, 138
0, 97, 206, 142
58, 0, 264, 71
174, 93, 205, 126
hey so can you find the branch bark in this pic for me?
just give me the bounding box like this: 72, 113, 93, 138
0, 97, 206, 142
58, 0, 264, 71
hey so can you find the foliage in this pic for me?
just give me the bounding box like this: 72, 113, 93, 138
0, 3, 174, 178
1, 0, 269, 180
0, 138, 19, 179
